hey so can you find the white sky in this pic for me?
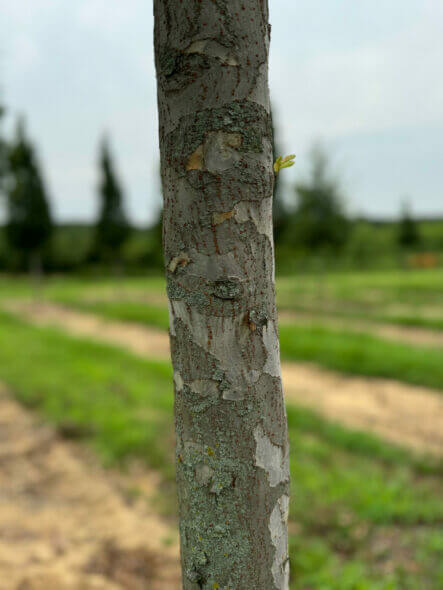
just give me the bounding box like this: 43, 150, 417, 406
1, 0, 442, 225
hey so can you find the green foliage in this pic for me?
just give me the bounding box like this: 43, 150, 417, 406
5, 119, 52, 268
93, 138, 130, 262
281, 145, 349, 252
344, 222, 395, 270
274, 154, 296, 174
397, 200, 420, 248
0, 102, 7, 194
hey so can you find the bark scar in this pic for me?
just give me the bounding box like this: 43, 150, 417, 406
186, 145, 204, 171
212, 211, 235, 226
169, 252, 191, 273
184, 39, 239, 66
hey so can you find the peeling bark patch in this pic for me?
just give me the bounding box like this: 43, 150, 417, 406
168, 301, 176, 336
204, 132, 242, 173
234, 199, 273, 241
184, 40, 208, 55
169, 252, 191, 272
186, 132, 242, 174
166, 101, 271, 173
195, 463, 214, 486
254, 425, 289, 487
222, 388, 245, 401
186, 144, 204, 171
269, 495, 290, 590
263, 321, 282, 378
174, 371, 184, 391
184, 39, 239, 66
212, 211, 234, 226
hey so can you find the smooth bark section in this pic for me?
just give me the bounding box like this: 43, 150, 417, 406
154, 2, 290, 588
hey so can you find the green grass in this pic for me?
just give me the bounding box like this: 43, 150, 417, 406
0, 309, 174, 474
35, 294, 443, 391
58, 298, 170, 331
276, 269, 443, 330
2, 268, 443, 330
0, 310, 442, 589
3, 273, 442, 389
381, 314, 443, 331
280, 303, 443, 333
277, 268, 443, 301
279, 324, 443, 391
0, 274, 166, 303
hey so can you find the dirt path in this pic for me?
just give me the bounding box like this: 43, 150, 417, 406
7, 301, 443, 457
281, 364, 443, 456
0, 385, 180, 590
278, 310, 443, 349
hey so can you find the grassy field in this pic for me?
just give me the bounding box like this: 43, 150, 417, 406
1, 268, 442, 587
277, 269, 443, 330
32, 295, 443, 390
0, 309, 442, 589
279, 324, 443, 390
6, 271, 440, 390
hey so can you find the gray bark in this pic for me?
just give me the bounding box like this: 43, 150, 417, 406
153, 2, 290, 588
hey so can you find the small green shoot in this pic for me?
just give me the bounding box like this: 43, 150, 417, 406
274, 154, 296, 174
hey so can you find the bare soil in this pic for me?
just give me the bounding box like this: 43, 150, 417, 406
7, 301, 443, 457
0, 387, 180, 590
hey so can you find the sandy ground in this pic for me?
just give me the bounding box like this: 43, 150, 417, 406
281, 364, 443, 456
0, 386, 181, 590
6, 301, 443, 457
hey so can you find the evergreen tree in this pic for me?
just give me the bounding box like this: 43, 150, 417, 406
94, 138, 130, 263
6, 119, 52, 274
398, 199, 420, 248
286, 144, 349, 251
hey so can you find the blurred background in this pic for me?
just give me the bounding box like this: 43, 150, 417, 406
0, 1, 442, 589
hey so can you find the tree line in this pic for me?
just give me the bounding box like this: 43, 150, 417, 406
0, 102, 437, 276
0, 103, 139, 275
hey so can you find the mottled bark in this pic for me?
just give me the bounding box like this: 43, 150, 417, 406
154, 2, 290, 588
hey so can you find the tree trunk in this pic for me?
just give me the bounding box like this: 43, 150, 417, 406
154, 2, 290, 588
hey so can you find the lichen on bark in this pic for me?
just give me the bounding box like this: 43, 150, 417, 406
154, 1, 290, 588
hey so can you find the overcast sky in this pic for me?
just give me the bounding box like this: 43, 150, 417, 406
1, 0, 442, 225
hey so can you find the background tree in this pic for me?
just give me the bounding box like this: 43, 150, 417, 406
154, 1, 290, 588
285, 144, 349, 252
271, 108, 288, 244
0, 102, 7, 195
93, 138, 130, 266
6, 118, 52, 276
397, 199, 420, 248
